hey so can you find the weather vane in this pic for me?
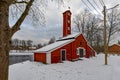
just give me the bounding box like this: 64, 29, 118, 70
68, 6, 70, 9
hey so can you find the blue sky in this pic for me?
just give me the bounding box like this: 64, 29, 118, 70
10, 0, 120, 45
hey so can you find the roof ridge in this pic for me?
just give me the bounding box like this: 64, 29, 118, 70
34, 39, 74, 53
57, 33, 81, 41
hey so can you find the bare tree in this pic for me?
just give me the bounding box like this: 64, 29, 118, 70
0, 0, 54, 80
118, 40, 120, 45
48, 36, 56, 44
73, 9, 103, 53
11, 38, 19, 51
12, 38, 19, 47
21, 40, 26, 51
27, 40, 33, 47
73, 9, 103, 44
86, 16, 102, 46
11, 39, 34, 51
36, 43, 43, 49
27, 40, 33, 50
106, 8, 120, 46
87, 17, 104, 53
73, 9, 91, 34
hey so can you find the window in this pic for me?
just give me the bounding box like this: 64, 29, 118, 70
68, 20, 70, 23
68, 27, 70, 30
77, 47, 85, 57
68, 13, 71, 16
61, 49, 66, 61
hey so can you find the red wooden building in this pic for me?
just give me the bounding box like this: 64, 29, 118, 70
108, 44, 120, 54
34, 10, 96, 64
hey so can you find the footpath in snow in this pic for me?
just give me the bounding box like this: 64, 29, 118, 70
9, 54, 120, 80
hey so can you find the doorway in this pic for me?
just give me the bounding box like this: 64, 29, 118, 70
79, 49, 84, 57
61, 49, 66, 61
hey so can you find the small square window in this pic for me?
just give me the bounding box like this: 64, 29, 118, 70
68, 20, 70, 23
77, 48, 85, 57
68, 27, 70, 30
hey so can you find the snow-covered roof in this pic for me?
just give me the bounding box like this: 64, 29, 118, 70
58, 33, 81, 41
110, 44, 120, 47
34, 39, 74, 53
9, 53, 33, 55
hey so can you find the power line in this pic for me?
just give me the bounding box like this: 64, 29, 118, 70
111, 0, 119, 6
99, 0, 104, 7
87, 0, 103, 16
81, 0, 95, 14
92, 0, 102, 10
101, 0, 105, 6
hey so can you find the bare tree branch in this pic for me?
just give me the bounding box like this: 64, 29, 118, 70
12, 0, 28, 4
106, 8, 120, 46
11, 0, 34, 36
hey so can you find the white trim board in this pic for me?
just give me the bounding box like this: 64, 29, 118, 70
46, 52, 51, 64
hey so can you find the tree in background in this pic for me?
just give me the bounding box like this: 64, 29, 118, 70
118, 40, 120, 45
73, 9, 104, 53
36, 43, 43, 49
73, 9, 91, 34
21, 40, 27, 51
27, 40, 33, 50
11, 39, 33, 51
48, 36, 56, 44
11, 38, 19, 51
106, 8, 120, 46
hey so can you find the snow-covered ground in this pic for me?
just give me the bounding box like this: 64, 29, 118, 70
9, 53, 120, 80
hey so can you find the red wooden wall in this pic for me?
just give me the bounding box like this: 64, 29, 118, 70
73, 34, 88, 57
63, 10, 71, 37
34, 53, 46, 63
51, 42, 72, 63
108, 44, 120, 53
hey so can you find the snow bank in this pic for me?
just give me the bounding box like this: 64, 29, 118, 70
9, 52, 33, 55
9, 54, 120, 80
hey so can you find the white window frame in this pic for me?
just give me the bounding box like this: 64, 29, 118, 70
77, 47, 85, 56
46, 52, 51, 64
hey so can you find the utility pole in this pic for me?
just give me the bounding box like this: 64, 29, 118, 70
103, 6, 107, 65
103, 4, 119, 65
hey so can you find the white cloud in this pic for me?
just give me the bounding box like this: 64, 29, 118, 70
11, 0, 120, 44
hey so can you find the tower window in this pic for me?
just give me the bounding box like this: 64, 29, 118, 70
68, 13, 71, 16
68, 20, 70, 23
68, 27, 70, 30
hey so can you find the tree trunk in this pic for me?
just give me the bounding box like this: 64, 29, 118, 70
0, 1, 11, 80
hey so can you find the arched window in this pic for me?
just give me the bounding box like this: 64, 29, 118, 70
68, 13, 71, 16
